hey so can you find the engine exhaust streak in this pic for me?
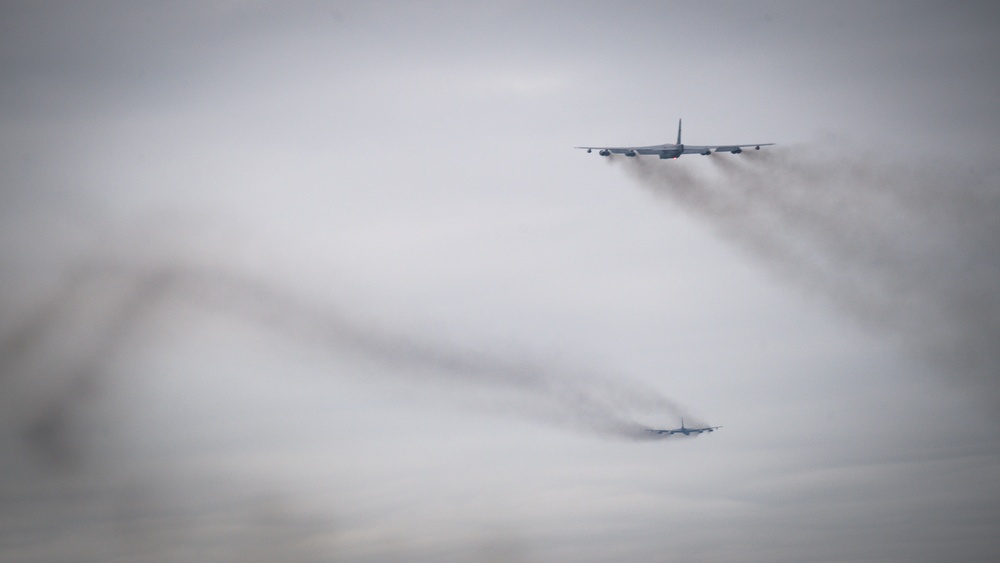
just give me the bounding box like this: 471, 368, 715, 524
1, 260, 684, 468
617, 148, 1000, 406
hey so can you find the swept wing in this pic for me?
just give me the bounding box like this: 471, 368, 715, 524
577, 119, 773, 159
645, 418, 722, 435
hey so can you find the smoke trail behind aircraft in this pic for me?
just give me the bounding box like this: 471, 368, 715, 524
618, 148, 1000, 405
0, 260, 681, 468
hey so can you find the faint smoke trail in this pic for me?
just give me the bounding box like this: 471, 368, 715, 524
619, 148, 1000, 404
0, 261, 679, 464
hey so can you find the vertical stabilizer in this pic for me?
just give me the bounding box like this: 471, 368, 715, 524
677, 119, 682, 145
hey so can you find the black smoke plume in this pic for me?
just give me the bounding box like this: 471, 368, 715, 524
1, 260, 684, 469
617, 148, 1000, 407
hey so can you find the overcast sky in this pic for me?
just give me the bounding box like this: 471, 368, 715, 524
2, 2, 999, 561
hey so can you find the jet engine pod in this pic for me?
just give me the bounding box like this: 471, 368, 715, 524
731, 148, 742, 154
624, 149, 637, 157
599, 149, 611, 156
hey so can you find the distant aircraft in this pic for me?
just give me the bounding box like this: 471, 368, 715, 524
576, 119, 773, 159
646, 418, 721, 436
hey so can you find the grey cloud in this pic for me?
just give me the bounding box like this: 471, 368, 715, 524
3, 2, 999, 561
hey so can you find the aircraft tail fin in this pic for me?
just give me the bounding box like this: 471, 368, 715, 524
676, 119, 682, 145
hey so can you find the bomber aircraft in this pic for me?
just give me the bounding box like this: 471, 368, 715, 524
577, 119, 773, 159
646, 418, 721, 436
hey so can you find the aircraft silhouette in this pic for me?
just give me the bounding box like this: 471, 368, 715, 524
577, 119, 773, 159
646, 418, 721, 436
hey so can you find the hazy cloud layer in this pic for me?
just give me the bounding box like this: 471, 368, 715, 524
3, 2, 1000, 561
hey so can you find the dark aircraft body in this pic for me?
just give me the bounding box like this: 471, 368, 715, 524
577, 119, 773, 159
646, 418, 721, 436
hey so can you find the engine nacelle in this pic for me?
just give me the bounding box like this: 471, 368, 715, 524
625, 150, 637, 157
700, 149, 711, 156
599, 149, 611, 156
731, 148, 742, 154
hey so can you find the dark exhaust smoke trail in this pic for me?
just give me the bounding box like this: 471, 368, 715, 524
618, 148, 1000, 405
0, 260, 690, 559
0, 261, 680, 466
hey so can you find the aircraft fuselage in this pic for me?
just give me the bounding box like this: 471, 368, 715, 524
657, 146, 682, 159
577, 119, 773, 160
